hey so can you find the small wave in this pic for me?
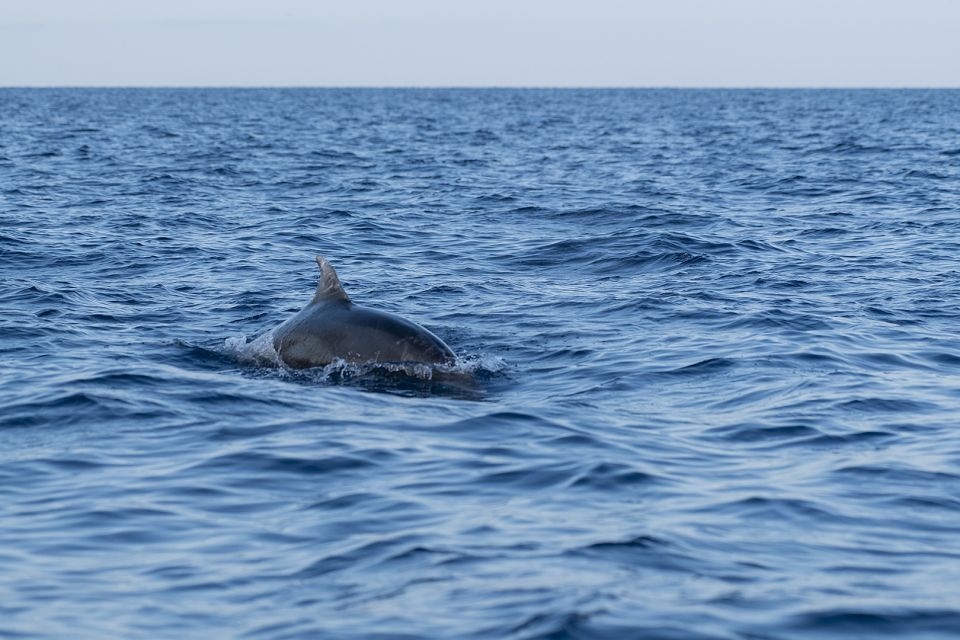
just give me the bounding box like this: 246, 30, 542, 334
706, 422, 820, 444
835, 396, 938, 413
190, 450, 375, 477
590, 250, 709, 274
903, 169, 948, 180
569, 461, 660, 489
720, 310, 833, 331
788, 608, 960, 635
0, 389, 161, 430
660, 357, 737, 376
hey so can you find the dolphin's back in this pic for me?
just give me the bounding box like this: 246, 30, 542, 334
271, 256, 456, 369
273, 301, 455, 369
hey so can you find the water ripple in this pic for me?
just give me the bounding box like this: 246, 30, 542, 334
2, 88, 960, 639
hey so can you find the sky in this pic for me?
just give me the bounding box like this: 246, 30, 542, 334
1, 0, 958, 87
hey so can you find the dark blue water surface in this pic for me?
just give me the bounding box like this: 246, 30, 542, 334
3, 88, 960, 639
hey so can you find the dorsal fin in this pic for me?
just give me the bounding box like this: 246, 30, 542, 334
312, 256, 350, 304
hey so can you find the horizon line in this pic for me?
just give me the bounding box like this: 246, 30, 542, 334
3, 85, 959, 90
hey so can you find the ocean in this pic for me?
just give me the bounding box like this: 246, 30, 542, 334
2, 88, 960, 639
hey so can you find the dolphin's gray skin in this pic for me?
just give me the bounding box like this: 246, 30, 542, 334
272, 256, 456, 369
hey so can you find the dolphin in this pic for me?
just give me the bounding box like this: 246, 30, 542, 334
271, 256, 456, 369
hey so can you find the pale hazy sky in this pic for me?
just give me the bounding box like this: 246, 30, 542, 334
2, 0, 958, 87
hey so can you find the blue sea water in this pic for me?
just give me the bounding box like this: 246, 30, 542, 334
2, 88, 960, 639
